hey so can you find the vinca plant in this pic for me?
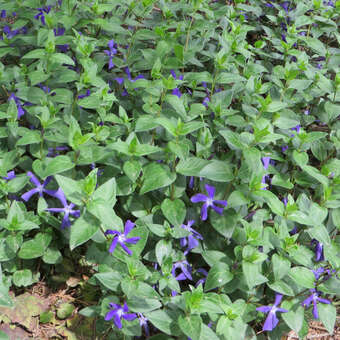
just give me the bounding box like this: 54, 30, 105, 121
0, 0, 339, 339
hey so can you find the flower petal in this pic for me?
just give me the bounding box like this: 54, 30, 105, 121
191, 194, 208, 203
124, 220, 135, 235
120, 243, 132, 256
274, 294, 283, 306
263, 312, 279, 331
27, 171, 41, 187
104, 309, 116, 321
125, 237, 140, 245
256, 306, 272, 313
109, 237, 119, 254
205, 184, 215, 198
114, 313, 122, 329
21, 188, 39, 202
201, 203, 209, 221
123, 313, 137, 321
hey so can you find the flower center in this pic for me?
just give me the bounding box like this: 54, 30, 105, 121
116, 308, 123, 317
118, 234, 126, 243
206, 198, 213, 206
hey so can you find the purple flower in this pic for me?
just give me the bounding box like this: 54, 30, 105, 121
172, 87, 182, 98
105, 302, 137, 329
137, 313, 149, 337
311, 239, 324, 261
202, 96, 210, 107
114, 68, 145, 96
180, 220, 203, 255
289, 226, 298, 235
34, 6, 51, 25
77, 89, 91, 100
291, 125, 301, 134
312, 267, 325, 280
172, 260, 192, 281
105, 220, 140, 256
256, 294, 288, 331
302, 289, 331, 319
262, 157, 271, 170
324, 0, 335, 7
46, 188, 80, 229
195, 268, 208, 287
283, 197, 288, 206
47, 146, 69, 157
189, 176, 195, 189
282, 145, 288, 153
170, 70, 183, 98
21, 172, 56, 202
280, 1, 290, 13
2, 25, 26, 39
304, 109, 310, 115
1, 10, 6, 18
8, 93, 25, 118
104, 40, 117, 70
298, 31, 306, 36
191, 184, 227, 221
53, 27, 65, 36
2, 171, 16, 181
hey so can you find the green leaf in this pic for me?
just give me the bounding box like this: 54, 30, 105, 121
204, 263, 233, 292
301, 165, 329, 188
92, 177, 117, 207
253, 190, 284, 216
69, 213, 99, 250
127, 297, 161, 313
77, 94, 101, 109
155, 239, 172, 266
305, 37, 326, 56
44, 155, 75, 177
57, 303, 75, 319
199, 323, 220, 340
293, 150, 308, 167
282, 306, 304, 334
22, 49, 46, 59
307, 224, 331, 246
242, 261, 268, 289
16, 130, 41, 146
12, 269, 33, 287
161, 198, 186, 227
178, 314, 202, 340
123, 161, 142, 182
210, 209, 238, 239
140, 163, 176, 194
18, 233, 52, 259
324, 102, 340, 122
219, 130, 246, 150
55, 174, 83, 205
289, 267, 315, 289
176, 158, 233, 182
266, 101, 288, 112
227, 190, 249, 207
94, 271, 122, 291
165, 95, 186, 119
267, 280, 294, 296
146, 309, 181, 336
50, 53, 75, 66
272, 254, 291, 281
318, 303, 336, 335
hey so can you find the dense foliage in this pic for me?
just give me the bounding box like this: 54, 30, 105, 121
0, 0, 339, 339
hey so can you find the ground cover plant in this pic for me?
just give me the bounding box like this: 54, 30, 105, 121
0, 0, 339, 339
